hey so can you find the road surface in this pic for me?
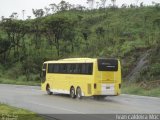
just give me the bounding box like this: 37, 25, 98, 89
0, 84, 160, 120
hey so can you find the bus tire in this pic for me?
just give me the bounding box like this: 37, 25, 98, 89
46, 84, 52, 95
70, 87, 76, 98
76, 87, 82, 99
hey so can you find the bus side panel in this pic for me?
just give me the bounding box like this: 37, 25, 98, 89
65, 74, 93, 96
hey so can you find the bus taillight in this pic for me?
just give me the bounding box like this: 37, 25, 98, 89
94, 83, 97, 89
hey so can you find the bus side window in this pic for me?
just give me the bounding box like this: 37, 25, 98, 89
48, 64, 53, 73
67, 64, 72, 73
72, 64, 77, 73
62, 64, 67, 73
59, 64, 62, 73
66, 64, 77, 74
87, 63, 93, 75
70, 64, 73, 73
82, 63, 93, 75
81, 64, 86, 74
54, 64, 59, 73
77, 64, 82, 74
59, 64, 67, 73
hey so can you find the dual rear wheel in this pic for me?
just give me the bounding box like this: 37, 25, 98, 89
70, 87, 82, 99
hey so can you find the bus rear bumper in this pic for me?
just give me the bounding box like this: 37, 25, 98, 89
93, 83, 120, 96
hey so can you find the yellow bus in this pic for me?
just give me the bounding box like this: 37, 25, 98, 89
41, 58, 121, 99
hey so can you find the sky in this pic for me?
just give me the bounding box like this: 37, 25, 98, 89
0, 0, 159, 20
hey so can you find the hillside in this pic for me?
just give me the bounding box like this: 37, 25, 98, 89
0, 6, 160, 84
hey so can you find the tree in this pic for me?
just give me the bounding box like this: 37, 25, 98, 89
100, 0, 107, 8
44, 16, 72, 56
75, 5, 86, 11
130, 4, 136, 8
32, 9, 44, 18
140, 2, 144, 7
111, 0, 116, 8
153, 18, 160, 28
82, 27, 91, 49
121, 4, 127, 8
153, 18, 160, 43
27, 16, 31, 20
62, 26, 76, 53
96, 2, 100, 9
154, 3, 160, 10
135, 0, 139, 7
1, 19, 28, 60
67, 3, 72, 10
58, 0, 68, 11
49, 3, 58, 13
0, 37, 11, 64
1, 16, 4, 21
10, 12, 18, 20
44, 7, 50, 16
30, 18, 43, 49
95, 26, 105, 38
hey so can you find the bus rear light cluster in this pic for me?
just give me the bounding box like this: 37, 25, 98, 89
94, 83, 97, 89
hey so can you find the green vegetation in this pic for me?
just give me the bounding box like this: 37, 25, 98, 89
0, 77, 40, 86
0, 104, 43, 120
122, 83, 160, 97
0, 63, 40, 85
0, 1, 160, 95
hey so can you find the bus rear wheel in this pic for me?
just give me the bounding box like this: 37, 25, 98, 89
70, 87, 76, 98
46, 84, 52, 95
76, 87, 82, 99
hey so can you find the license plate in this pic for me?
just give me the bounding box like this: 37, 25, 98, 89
106, 86, 110, 89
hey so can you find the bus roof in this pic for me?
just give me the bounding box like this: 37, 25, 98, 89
44, 58, 97, 64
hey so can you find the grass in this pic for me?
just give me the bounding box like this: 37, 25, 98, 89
122, 82, 160, 97
0, 65, 41, 86
0, 77, 40, 86
0, 104, 44, 120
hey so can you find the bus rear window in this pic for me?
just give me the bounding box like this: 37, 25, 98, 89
98, 59, 118, 71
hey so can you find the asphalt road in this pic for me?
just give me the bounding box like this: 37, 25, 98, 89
0, 84, 160, 120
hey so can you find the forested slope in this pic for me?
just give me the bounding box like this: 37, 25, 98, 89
0, 5, 160, 83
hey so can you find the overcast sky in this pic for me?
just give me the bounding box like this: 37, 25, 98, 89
0, 0, 159, 19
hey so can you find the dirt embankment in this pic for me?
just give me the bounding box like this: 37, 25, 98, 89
125, 50, 150, 81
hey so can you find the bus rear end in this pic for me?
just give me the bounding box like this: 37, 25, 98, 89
93, 58, 121, 96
